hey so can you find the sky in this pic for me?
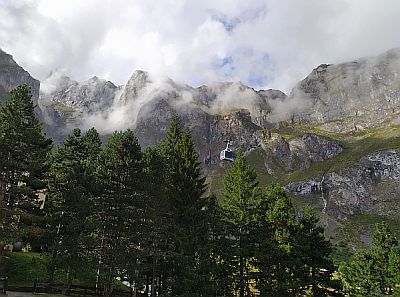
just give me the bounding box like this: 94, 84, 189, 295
1, 0, 400, 93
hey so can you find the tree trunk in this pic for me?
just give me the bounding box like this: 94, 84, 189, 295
96, 227, 105, 294
311, 267, 316, 296
145, 274, 150, 296
239, 255, 244, 297
158, 258, 163, 296
103, 269, 113, 297
62, 267, 72, 295
151, 256, 156, 297
0, 243, 5, 265
95, 264, 101, 294
239, 229, 244, 297
46, 243, 57, 286
132, 282, 137, 297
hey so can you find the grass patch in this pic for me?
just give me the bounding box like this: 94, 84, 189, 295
44, 102, 76, 113
5, 252, 48, 287
343, 213, 400, 235
3, 252, 129, 291
290, 193, 322, 210
331, 247, 353, 265
276, 124, 347, 141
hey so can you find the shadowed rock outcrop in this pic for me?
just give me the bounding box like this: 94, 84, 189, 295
0, 49, 40, 103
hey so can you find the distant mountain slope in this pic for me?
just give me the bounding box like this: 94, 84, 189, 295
291, 48, 400, 133
0, 49, 40, 103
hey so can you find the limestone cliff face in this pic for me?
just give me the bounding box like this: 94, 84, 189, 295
260, 134, 343, 174
285, 149, 400, 219
0, 49, 40, 103
39, 74, 119, 113
291, 48, 400, 132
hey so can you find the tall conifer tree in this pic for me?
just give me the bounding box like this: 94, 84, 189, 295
0, 85, 52, 253
341, 222, 399, 295
220, 149, 260, 297
94, 130, 144, 297
160, 114, 210, 296
293, 206, 334, 296
46, 128, 101, 287
254, 183, 296, 296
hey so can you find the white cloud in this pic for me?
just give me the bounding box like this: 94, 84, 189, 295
1, 0, 400, 93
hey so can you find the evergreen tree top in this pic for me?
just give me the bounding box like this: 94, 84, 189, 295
372, 222, 398, 252
221, 149, 260, 225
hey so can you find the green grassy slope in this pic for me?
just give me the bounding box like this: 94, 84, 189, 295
5, 252, 48, 287
251, 123, 400, 184
4, 251, 130, 291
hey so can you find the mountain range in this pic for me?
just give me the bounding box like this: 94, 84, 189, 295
1, 47, 400, 254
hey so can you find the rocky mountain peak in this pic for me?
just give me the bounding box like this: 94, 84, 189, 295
0, 48, 40, 102
0, 49, 18, 66
39, 73, 118, 113
119, 70, 152, 103
88, 75, 100, 82
131, 69, 151, 82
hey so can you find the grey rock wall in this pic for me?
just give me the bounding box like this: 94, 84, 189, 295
285, 149, 400, 219
291, 48, 400, 132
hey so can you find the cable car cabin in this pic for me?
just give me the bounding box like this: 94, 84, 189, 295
220, 149, 235, 162
220, 141, 236, 162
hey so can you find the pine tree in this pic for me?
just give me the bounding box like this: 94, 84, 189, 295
371, 222, 398, 294
341, 222, 399, 295
294, 206, 334, 296
341, 250, 381, 296
254, 183, 296, 296
0, 85, 52, 255
388, 246, 400, 295
160, 114, 211, 296
93, 130, 144, 297
220, 149, 260, 297
141, 146, 169, 296
46, 128, 101, 288
208, 193, 236, 296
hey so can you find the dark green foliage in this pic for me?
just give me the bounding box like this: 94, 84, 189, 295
388, 246, 400, 295
341, 250, 381, 296
217, 156, 335, 296
254, 183, 297, 296
341, 222, 399, 295
0, 85, 52, 252
220, 149, 260, 296
159, 114, 211, 296
46, 128, 101, 287
371, 222, 398, 294
221, 149, 259, 226
141, 146, 169, 296
93, 129, 145, 296
293, 207, 334, 296
5, 252, 48, 287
